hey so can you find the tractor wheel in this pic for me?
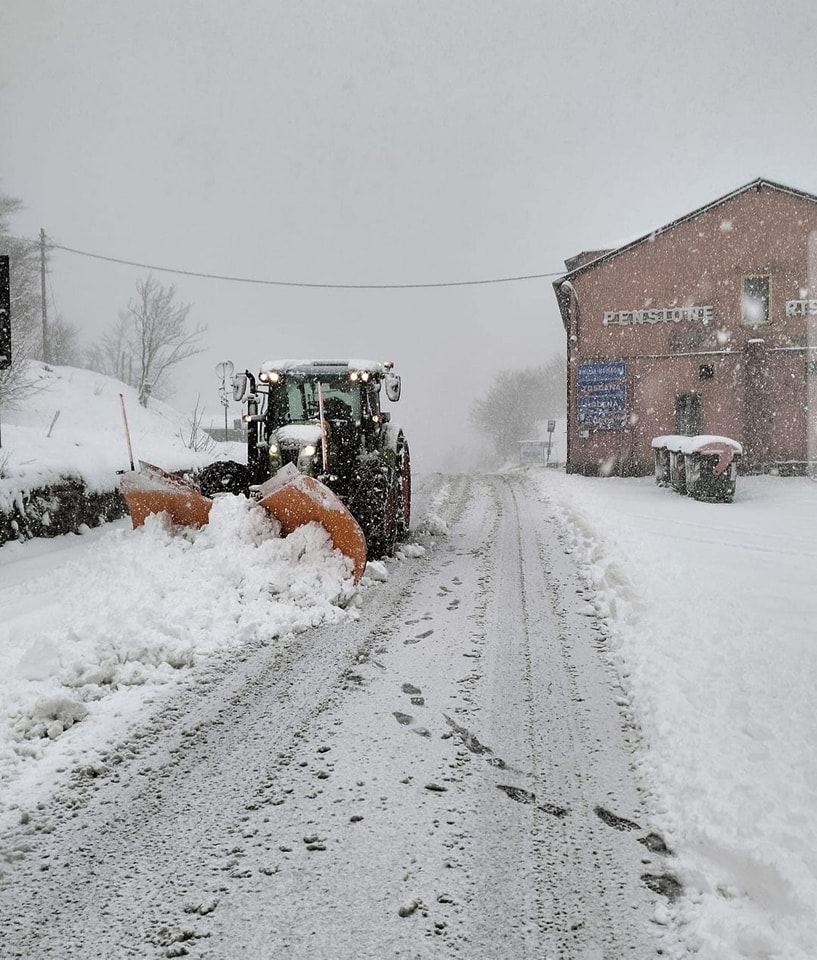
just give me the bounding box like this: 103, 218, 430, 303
197, 460, 251, 498
362, 468, 397, 559
395, 441, 411, 539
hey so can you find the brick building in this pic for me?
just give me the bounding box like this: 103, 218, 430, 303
554, 178, 817, 475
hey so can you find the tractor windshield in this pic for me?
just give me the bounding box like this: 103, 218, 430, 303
270, 377, 362, 425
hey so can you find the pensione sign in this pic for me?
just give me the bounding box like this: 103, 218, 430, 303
603, 305, 714, 326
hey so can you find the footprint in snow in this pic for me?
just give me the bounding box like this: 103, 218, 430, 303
497, 784, 568, 818
594, 806, 640, 831
642, 872, 683, 901
639, 832, 672, 855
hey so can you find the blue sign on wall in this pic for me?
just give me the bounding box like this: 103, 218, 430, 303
577, 361, 627, 429
576, 360, 626, 388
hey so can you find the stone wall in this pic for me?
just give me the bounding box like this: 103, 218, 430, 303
0, 478, 127, 545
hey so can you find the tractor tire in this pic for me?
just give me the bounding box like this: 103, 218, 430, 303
197, 460, 251, 498
395, 440, 411, 539
360, 468, 397, 559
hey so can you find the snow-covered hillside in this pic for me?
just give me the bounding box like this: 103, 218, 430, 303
0, 362, 224, 509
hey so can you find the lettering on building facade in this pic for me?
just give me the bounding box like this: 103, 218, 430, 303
785, 300, 817, 317
602, 305, 714, 326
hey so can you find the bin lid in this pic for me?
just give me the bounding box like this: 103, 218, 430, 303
676, 435, 743, 456
651, 434, 742, 455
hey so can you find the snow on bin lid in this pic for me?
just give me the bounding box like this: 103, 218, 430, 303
651, 434, 742, 455
651, 435, 684, 450
677, 435, 743, 455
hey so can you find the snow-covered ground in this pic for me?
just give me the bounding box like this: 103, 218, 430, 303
1, 365, 816, 958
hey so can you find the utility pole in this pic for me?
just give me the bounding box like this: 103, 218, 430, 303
39, 228, 49, 364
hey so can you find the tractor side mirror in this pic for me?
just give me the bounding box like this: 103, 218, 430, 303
232, 373, 249, 402
384, 373, 401, 402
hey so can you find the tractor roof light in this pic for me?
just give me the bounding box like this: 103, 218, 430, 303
259, 370, 282, 384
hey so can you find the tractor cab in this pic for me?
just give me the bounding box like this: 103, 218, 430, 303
234, 360, 400, 490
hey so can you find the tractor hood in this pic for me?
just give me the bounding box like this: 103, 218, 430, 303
276, 424, 323, 448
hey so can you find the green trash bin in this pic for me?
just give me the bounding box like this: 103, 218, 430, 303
679, 436, 742, 502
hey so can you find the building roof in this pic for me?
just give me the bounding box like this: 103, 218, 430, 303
553, 178, 817, 328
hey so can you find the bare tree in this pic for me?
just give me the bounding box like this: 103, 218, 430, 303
86, 314, 135, 386
49, 315, 81, 366
88, 275, 205, 405
470, 356, 565, 462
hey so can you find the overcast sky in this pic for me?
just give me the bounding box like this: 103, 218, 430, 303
3, 0, 817, 469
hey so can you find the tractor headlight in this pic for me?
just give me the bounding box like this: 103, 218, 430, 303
259, 370, 282, 384
297, 443, 317, 472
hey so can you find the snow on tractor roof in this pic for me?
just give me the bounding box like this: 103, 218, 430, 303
260, 359, 392, 378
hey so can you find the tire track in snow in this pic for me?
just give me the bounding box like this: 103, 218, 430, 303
452, 473, 662, 957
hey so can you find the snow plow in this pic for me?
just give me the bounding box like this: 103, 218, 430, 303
119, 359, 410, 582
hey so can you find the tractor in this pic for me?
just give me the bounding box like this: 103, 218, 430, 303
197, 359, 411, 559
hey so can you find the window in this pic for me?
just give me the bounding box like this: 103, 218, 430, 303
742, 275, 770, 326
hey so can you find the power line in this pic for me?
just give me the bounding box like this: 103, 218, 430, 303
35, 238, 565, 289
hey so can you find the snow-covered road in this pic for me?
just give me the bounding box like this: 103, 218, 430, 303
0, 473, 663, 959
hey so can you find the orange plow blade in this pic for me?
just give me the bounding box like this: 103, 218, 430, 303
258, 465, 367, 583
119, 462, 367, 583
119, 462, 213, 528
